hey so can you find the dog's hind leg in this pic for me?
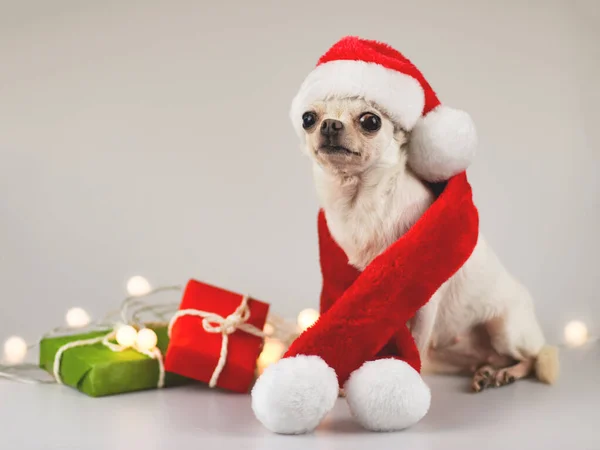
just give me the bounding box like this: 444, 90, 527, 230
475, 303, 559, 391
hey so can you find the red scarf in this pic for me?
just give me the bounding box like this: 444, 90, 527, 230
284, 172, 479, 386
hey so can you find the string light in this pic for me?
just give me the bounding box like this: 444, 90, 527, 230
263, 323, 275, 336
564, 320, 589, 347
0, 283, 300, 387
127, 276, 152, 297
115, 325, 138, 348
136, 328, 158, 351
1, 276, 598, 394
3, 336, 28, 365
257, 338, 285, 374
297, 308, 320, 332
65, 307, 91, 328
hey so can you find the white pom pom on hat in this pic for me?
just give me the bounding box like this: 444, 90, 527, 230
290, 36, 477, 182
409, 105, 477, 182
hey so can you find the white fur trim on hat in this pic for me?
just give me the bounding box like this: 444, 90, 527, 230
290, 60, 425, 137
409, 105, 477, 182
344, 358, 431, 431
251, 355, 339, 434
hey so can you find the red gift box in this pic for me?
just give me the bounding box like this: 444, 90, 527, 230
165, 279, 269, 393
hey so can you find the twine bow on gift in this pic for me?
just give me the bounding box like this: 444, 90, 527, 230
167, 295, 265, 388
52, 328, 166, 388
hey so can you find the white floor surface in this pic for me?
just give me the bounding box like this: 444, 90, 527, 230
1, 346, 598, 450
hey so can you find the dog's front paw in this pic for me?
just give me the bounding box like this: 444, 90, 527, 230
344, 358, 431, 431
251, 355, 338, 434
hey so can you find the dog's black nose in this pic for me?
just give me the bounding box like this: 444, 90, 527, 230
320, 119, 344, 137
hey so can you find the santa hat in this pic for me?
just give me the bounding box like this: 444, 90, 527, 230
290, 36, 477, 182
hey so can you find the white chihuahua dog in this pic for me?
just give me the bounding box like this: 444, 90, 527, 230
300, 97, 558, 391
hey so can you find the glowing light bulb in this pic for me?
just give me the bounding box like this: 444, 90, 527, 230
115, 325, 138, 348
297, 308, 320, 331
65, 307, 91, 328
263, 323, 275, 336
257, 339, 285, 373
136, 328, 158, 351
564, 320, 589, 347
126, 276, 151, 297
3, 336, 28, 365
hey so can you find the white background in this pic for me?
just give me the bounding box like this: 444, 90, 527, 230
1, 0, 598, 344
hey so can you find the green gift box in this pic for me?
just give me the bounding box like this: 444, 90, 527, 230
39, 324, 191, 397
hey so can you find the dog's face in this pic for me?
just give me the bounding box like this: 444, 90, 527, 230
298, 98, 405, 175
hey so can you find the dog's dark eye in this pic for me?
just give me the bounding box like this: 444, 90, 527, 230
302, 112, 317, 130
359, 113, 381, 132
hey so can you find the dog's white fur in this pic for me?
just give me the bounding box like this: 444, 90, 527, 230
301, 98, 558, 387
